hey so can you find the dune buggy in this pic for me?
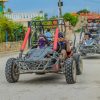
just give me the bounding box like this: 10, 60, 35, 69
78, 19, 100, 56
5, 19, 83, 84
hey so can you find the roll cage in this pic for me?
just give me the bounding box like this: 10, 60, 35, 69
29, 18, 67, 47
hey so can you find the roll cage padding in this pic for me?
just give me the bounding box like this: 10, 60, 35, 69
21, 27, 31, 51
53, 28, 59, 51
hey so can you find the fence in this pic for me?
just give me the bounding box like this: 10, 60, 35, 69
0, 41, 23, 53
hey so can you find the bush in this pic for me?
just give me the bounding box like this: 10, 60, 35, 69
32, 16, 57, 29
77, 9, 90, 14
74, 28, 81, 33
63, 13, 79, 26
0, 14, 25, 43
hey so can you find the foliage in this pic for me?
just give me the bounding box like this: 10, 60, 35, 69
39, 10, 43, 14
0, 14, 25, 43
74, 28, 81, 33
32, 16, 44, 20
44, 13, 48, 19
63, 13, 79, 26
77, 9, 90, 14
32, 16, 58, 29
49, 16, 57, 20
7, 8, 12, 13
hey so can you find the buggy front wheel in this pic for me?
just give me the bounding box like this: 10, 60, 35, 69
5, 58, 19, 83
64, 58, 76, 84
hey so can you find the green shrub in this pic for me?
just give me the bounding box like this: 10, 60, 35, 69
75, 28, 81, 33
0, 14, 25, 43
77, 9, 90, 14
63, 13, 79, 26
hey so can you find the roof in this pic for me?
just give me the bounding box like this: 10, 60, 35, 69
80, 13, 100, 20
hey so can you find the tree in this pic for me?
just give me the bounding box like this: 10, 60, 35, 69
39, 10, 43, 14
77, 9, 90, 14
32, 16, 44, 20
63, 13, 79, 26
7, 8, 12, 13
0, 14, 25, 43
49, 16, 57, 20
44, 13, 48, 19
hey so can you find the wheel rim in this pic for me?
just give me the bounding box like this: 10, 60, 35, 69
12, 63, 19, 80
72, 61, 76, 82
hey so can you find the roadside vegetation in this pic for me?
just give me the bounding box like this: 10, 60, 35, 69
1, 9, 89, 43
63, 13, 79, 26
77, 9, 90, 14
0, 14, 25, 43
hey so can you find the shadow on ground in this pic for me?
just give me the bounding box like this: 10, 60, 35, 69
18, 74, 66, 85
82, 55, 100, 60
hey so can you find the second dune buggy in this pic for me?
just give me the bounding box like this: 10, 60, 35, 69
78, 19, 100, 56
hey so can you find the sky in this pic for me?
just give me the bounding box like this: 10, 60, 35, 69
5, 0, 100, 16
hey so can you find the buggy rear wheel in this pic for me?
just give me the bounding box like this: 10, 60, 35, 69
65, 58, 76, 84
5, 58, 19, 83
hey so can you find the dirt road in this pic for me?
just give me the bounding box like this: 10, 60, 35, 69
0, 53, 100, 100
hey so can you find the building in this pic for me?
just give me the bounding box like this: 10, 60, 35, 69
5, 12, 44, 27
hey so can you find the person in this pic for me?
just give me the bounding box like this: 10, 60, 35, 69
44, 28, 53, 42
38, 34, 48, 49
84, 33, 91, 40
92, 20, 98, 32
58, 32, 66, 50
58, 32, 72, 60
87, 20, 93, 33
80, 33, 92, 44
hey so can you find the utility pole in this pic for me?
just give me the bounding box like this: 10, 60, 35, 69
58, 0, 63, 32
58, 0, 63, 18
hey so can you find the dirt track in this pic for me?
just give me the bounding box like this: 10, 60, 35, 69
0, 53, 100, 100
0, 34, 100, 100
